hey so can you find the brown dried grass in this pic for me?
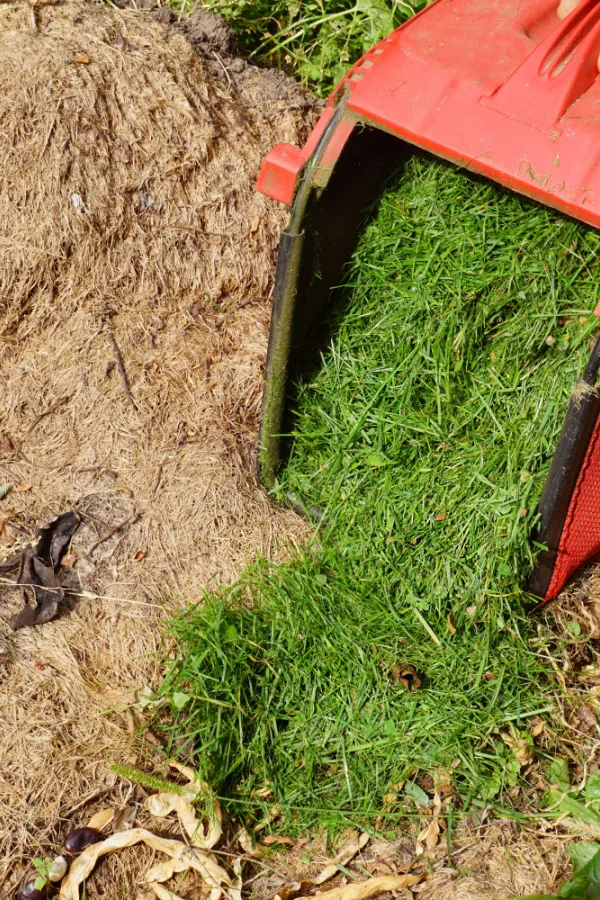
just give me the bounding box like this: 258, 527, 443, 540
0, 0, 318, 891
248, 821, 571, 900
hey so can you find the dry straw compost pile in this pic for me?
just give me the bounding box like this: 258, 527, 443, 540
0, 0, 316, 889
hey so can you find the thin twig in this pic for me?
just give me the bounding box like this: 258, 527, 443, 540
26, 394, 72, 435
87, 511, 139, 556
151, 461, 165, 498
63, 785, 115, 818
213, 50, 233, 89
106, 328, 136, 408
1, 577, 159, 608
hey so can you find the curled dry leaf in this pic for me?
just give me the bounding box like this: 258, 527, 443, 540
415, 819, 439, 855
295, 874, 423, 900
135, 685, 169, 711
502, 733, 535, 767
149, 885, 186, 900
145, 845, 231, 891
144, 760, 222, 850
432, 767, 454, 796
416, 792, 442, 856
316, 831, 370, 884
238, 828, 262, 858
530, 719, 545, 738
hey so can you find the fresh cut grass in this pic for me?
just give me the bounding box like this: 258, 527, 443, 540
160, 156, 600, 833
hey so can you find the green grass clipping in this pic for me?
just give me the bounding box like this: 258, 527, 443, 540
161, 157, 600, 831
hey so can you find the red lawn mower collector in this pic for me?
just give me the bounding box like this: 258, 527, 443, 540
256, 0, 600, 604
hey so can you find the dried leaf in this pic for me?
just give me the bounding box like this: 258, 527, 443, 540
117, 486, 134, 498
262, 835, 294, 846
144, 730, 163, 748
415, 792, 442, 856
391, 664, 421, 691
238, 828, 262, 858
135, 686, 168, 711
144, 760, 222, 850
15, 483, 32, 493
256, 786, 273, 799
73, 55, 91, 64
86, 808, 114, 830
145, 848, 229, 888
315, 832, 370, 884
149, 885, 186, 900
113, 805, 137, 831
416, 818, 439, 854
503, 733, 535, 767
447, 614, 457, 635
61, 552, 78, 568
295, 874, 423, 900
250, 216, 260, 234
531, 720, 545, 738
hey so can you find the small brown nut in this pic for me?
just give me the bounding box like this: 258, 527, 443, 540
16, 881, 45, 900
64, 826, 103, 853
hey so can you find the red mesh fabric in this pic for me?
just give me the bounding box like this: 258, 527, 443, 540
546, 414, 600, 599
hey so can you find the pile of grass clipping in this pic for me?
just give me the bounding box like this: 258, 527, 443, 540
164, 158, 600, 835
0, 0, 317, 890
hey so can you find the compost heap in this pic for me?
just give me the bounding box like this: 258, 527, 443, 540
0, 1, 317, 888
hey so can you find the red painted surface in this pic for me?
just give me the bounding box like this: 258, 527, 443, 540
258, 0, 600, 232
545, 415, 600, 600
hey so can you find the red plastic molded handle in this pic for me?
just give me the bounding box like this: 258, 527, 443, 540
489, 0, 600, 123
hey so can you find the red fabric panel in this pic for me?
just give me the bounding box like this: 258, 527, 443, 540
546, 414, 600, 599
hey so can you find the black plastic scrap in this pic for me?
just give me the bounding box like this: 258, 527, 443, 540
0, 511, 80, 629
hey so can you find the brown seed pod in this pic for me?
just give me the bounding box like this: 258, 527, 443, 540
64, 826, 103, 853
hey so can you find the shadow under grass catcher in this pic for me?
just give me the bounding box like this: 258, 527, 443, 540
255, 0, 600, 604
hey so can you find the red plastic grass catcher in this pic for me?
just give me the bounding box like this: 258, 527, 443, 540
256, 0, 600, 605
